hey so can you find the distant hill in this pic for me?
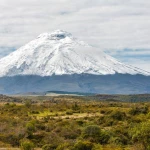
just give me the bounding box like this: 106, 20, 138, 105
90, 94, 150, 102
0, 74, 150, 94
0, 94, 22, 102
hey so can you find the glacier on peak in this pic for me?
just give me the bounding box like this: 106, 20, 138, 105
37, 30, 73, 40
0, 30, 149, 77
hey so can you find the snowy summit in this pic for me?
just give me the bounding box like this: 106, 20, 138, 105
0, 29, 149, 77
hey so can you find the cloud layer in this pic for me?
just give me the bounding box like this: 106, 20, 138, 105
0, 0, 150, 71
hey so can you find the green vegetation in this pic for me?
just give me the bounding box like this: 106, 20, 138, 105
20, 140, 35, 150
1, 95, 150, 149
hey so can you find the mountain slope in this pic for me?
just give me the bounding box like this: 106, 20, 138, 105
0, 74, 150, 94
0, 30, 149, 77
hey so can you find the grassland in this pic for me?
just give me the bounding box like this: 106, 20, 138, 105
0, 95, 150, 150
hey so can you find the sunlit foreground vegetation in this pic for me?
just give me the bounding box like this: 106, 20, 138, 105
0, 95, 150, 150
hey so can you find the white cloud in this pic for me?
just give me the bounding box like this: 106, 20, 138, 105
0, 0, 150, 71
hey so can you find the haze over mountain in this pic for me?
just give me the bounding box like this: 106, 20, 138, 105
0, 30, 149, 77
0, 30, 150, 94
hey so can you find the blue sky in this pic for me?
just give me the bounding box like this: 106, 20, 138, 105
0, 0, 150, 71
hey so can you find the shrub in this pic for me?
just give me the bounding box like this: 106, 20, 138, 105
31, 110, 39, 114
92, 144, 103, 150
59, 127, 80, 139
99, 130, 110, 144
129, 106, 148, 116
109, 110, 126, 121
109, 136, 128, 146
72, 102, 80, 111
82, 125, 101, 140
76, 120, 84, 126
73, 141, 93, 150
20, 140, 35, 150
82, 125, 110, 144
24, 100, 32, 108
66, 111, 73, 115
42, 132, 64, 148
42, 144, 56, 150
26, 122, 35, 132
130, 121, 150, 149
56, 143, 71, 150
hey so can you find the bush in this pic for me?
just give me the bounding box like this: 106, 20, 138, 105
82, 125, 110, 144
25, 100, 32, 108
66, 111, 73, 115
26, 122, 35, 132
92, 144, 103, 150
129, 106, 148, 115
56, 143, 71, 150
73, 141, 93, 150
31, 110, 39, 114
42, 132, 64, 148
72, 102, 80, 111
20, 140, 35, 150
130, 121, 150, 149
99, 130, 110, 144
82, 125, 101, 140
109, 136, 128, 145
42, 144, 56, 150
109, 110, 126, 121
76, 120, 84, 126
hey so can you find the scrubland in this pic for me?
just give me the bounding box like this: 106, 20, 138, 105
0, 95, 150, 150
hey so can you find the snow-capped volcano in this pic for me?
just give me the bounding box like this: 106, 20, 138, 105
0, 30, 149, 77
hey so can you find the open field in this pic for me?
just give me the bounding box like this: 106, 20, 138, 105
0, 95, 150, 150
